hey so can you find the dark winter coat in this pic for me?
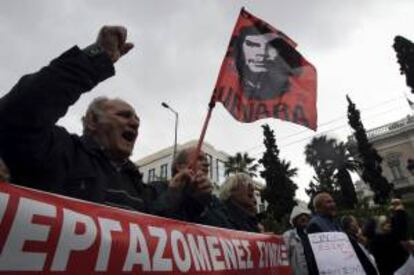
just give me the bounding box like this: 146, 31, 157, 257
224, 200, 260, 233
0, 46, 178, 215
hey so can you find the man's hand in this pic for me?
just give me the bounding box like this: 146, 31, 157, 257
96, 26, 134, 63
169, 168, 193, 189
191, 170, 213, 198
169, 169, 212, 204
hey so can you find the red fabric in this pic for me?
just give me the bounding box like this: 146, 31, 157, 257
214, 8, 317, 130
0, 182, 291, 274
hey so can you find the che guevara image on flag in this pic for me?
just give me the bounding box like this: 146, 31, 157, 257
213, 8, 317, 130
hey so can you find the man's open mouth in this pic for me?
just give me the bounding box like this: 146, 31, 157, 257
121, 130, 136, 143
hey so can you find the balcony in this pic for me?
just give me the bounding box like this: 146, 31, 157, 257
348, 115, 414, 143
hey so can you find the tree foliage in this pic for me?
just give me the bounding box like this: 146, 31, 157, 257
259, 124, 298, 232
347, 95, 393, 204
305, 135, 358, 209
224, 152, 259, 177
393, 35, 414, 93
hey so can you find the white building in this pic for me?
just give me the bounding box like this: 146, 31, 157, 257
135, 140, 267, 213
135, 140, 229, 186
348, 115, 414, 202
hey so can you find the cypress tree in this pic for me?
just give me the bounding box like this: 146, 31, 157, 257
347, 95, 393, 204
259, 124, 297, 232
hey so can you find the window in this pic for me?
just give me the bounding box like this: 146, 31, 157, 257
387, 153, 405, 181
216, 159, 226, 184
160, 164, 168, 179
148, 168, 156, 183
206, 154, 213, 179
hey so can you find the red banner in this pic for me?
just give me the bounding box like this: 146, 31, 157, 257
213, 8, 317, 130
0, 183, 291, 274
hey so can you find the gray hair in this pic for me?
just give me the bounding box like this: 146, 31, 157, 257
82, 96, 130, 135
219, 173, 253, 201
171, 148, 192, 176
312, 192, 331, 212
82, 96, 110, 135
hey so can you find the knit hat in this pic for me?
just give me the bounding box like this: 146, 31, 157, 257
289, 205, 311, 225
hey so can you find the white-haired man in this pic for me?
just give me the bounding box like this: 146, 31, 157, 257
219, 173, 260, 232
0, 26, 195, 214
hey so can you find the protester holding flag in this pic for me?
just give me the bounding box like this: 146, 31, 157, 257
0, 26, 195, 216
163, 147, 239, 229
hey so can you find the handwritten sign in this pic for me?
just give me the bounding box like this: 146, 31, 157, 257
308, 232, 365, 275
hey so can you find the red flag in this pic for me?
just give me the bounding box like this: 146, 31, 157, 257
213, 8, 317, 130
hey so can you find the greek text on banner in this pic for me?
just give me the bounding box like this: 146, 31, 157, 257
0, 183, 291, 274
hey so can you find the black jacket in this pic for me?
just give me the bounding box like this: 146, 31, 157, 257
368, 210, 410, 275
0, 46, 178, 214
164, 190, 235, 229
224, 200, 260, 233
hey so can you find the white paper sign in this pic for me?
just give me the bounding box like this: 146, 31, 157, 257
308, 232, 365, 275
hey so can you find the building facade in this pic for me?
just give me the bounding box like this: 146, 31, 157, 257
135, 140, 267, 213
349, 115, 414, 201
135, 140, 229, 185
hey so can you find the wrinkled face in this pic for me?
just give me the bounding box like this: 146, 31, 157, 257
183, 148, 213, 199
242, 33, 278, 73
92, 100, 139, 161
294, 214, 310, 229
231, 180, 257, 216
186, 148, 210, 176
318, 193, 337, 217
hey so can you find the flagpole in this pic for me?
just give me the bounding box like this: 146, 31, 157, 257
189, 92, 216, 169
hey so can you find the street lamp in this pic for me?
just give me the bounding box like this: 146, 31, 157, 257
161, 102, 179, 160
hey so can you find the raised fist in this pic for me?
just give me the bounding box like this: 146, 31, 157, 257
96, 25, 134, 63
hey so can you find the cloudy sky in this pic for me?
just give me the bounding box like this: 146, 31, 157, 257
1, 0, 413, 200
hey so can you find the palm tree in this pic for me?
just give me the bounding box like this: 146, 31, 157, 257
332, 141, 359, 208
304, 136, 337, 189
224, 152, 259, 177
304, 136, 358, 209
281, 159, 298, 178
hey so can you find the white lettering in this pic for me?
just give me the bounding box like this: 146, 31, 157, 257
269, 243, 276, 267
51, 209, 97, 271
0, 193, 9, 224
187, 234, 212, 271
95, 218, 122, 271
257, 241, 265, 268
233, 239, 246, 269
0, 198, 56, 271
149, 226, 172, 271
219, 238, 238, 269
171, 230, 191, 272
123, 223, 151, 271
241, 240, 253, 269
280, 243, 288, 265
206, 236, 225, 271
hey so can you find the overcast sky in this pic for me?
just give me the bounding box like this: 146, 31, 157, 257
1, 0, 413, 201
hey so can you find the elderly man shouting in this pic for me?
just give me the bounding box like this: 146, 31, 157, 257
0, 26, 189, 214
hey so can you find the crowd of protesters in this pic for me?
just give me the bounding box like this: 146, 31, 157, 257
0, 24, 261, 232
0, 25, 413, 274
283, 193, 413, 275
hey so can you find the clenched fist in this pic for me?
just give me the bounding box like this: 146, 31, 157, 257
96, 25, 134, 63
